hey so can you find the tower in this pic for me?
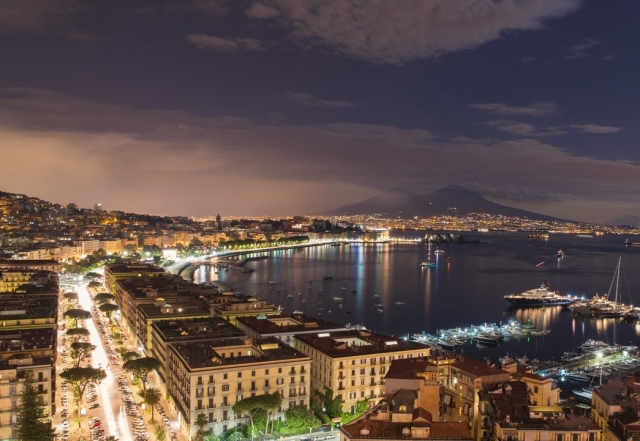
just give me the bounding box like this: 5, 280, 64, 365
216, 213, 221, 230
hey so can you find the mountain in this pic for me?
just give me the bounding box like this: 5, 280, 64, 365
605, 215, 640, 227
323, 185, 559, 220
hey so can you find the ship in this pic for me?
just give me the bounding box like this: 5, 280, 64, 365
504, 283, 575, 306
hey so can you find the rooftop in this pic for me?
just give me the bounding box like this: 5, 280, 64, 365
385, 358, 436, 380
170, 337, 309, 370
138, 299, 209, 319
105, 263, 166, 275
152, 317, 244, 342
452, 357, 509, 379
341, 415, 471, 440
295, 329, 429, 358
593, 380, 630, 405
236, 314, 347, 335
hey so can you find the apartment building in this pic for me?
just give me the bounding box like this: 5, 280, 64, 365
235, 314, 347, 348
211, 297, 282, 325
591, 380, 630, 441
0, 259, 59, 273
293, 329, 430, 413
479, 381, 600, 441
166, 337, 311, 438
135, 300, 210, 354
104, 263, 166, 297
340, 399, 472, 441
0, 328, 57, 440
150, 317, 244, 390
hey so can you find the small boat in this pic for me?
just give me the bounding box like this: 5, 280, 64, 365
565, 373, 591, 383
573, 388, 593, 402
333, 296, 344, 301
420, 262, 436, 268
298, 292, 302, 296
339, 304, 343, 308
323, 276, 333, 280
286, 294, 294, 298
374, 303, 384, 308
292, 310, 303, 314
268, 281, 277, 284
434, 249, 445, 255
395, 302, 406, 305
377, 309, 384, 313
557, 249, 564, 258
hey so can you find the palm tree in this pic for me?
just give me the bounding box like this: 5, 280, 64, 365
139, 388, 162, 423
194, 413, 209, 441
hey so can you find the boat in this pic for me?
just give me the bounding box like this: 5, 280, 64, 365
434, 249, 445, 255
351, 290, 357, 294
420, 262, 436, 268
377, 309, 384, 313
323, 276, 333, 280
286, 293, 294, 298
268, 281, 277, 284
330, 243, 341, 247
333, 296, 344, 301
374, 303, 384, 308
565, 373, 591, 383
557, 249, 564, 258
573, 388, 593, 402
292, 310, 303, 314
395, 302, 406, 305
504, 282, 575, 306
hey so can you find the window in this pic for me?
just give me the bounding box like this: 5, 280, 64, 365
237, 394, 243, 402
209, 412, 214, 422
222, 397, 228, 406
223, 374, 228, 380
300, 376, 304, 382
251, 381, 256, 391
265, 380, 270, 387
238, 372, 242, 378
289, 401, 295, 409
534, 386, 539, 393
278, 368, 282, 374
223, 410, 228, 420
360, 369, 365, 375
557, 435, 563, 441
351, 370, 355, 376
360, 379, 364, 385
209, 375, 214, 383
351, 380, 355, 386
237, 383, 242, 391
197, 399, 202, 409
209, 398, 213, 408
360, 391, 365, 398
251, 371, 255, 376
290, 377, 295, 384
197, 376, 202, 385
572, 435, 578, 441
265, 369, 269, 375
222, 385, 229, 392
351, 360, 355, 365
589, 434, 595, 441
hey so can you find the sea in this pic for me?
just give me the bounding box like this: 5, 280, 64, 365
192, 232, 640, 364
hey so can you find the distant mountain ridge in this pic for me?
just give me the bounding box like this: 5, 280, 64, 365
322, 185, 560, 221
605, 215, 640, 227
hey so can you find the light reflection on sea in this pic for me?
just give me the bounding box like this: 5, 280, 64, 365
193, 232, 640, 361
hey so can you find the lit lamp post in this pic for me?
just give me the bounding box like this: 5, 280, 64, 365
79, 408, 87, 428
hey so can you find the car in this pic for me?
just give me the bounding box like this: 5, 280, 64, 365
89, 403, 100, 409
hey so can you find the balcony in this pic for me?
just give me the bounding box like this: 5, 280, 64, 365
264, 386, 271, 392
289, 382, 297, 387
196, 393, 204, 398
299, 381, 307, 386
237, 389, 244, 394
338, 387, 345, 391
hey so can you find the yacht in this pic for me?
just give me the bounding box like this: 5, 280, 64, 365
504, 283, 575, 306
573, 388, 593, 401
557, 249, 564, 258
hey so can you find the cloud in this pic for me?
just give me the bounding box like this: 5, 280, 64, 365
569, 124, 622, 134
471, 102, 559, 117
185, 34, 265, 51
284, 92, 357, 108
565, 38, 600, 59
487, 120, 622, 137
0, 0, 94, 39
1, 87, 639, 222
463, 182, 569, 201
245, 2, 280, 19
242, 0, 581, 64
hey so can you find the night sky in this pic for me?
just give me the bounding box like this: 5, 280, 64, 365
1, 0, 638, 222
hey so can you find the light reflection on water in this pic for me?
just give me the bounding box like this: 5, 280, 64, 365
193, 232, 640, 360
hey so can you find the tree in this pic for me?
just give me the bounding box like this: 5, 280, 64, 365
85, 272, 102, 279
123, 357, 161, 392
139, 388, 162, 423
232, 392, 282, 440
122, 350, 140, 363
281, 405, 322, 435
63, 309, 91, 327
194, 413, 209, 441
70, 342, 96, 368
94, 293, 116, 304
203, 433, 222, 441
16, 370, 56, 441
63, 292, 78, 302
314, 386, 343, 419
59, 367, 106, 405
155, 424, 166, 441
87, 281, 102, 290
98, 303, 119, 323
66, 327, 90, 340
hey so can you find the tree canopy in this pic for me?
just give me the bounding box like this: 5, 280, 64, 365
63, 292, 78, 301
195, 413, 209, 441
122, 357, 161, 391
66, 327, 90, 339
17, 370, 56, 441
70, 342, 96, 368
63, 309, 91, 327
281, 405, 322, 435
121, 350, 140, 363
59, 367, 106, 405
315, 387, 343, 419
139, 387, 162, 422
232, 392, 282, 440
94, 293, 116, 304
98, 303, 119, 322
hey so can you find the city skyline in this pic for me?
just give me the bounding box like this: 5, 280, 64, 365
1, 1, 639, 222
